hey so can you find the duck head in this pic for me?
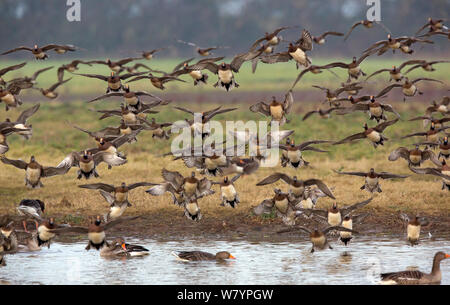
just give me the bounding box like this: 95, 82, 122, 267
224, 176, 229, 183
352, 57, 357, 63
217, 251, 235, 259
94, 215, 102, 226
435, 252, 450, 263
331, 202, 338, 210
30, 155, 36, 163
443, 136, 448, 144
363, 123, 368, 130
369, 96, 375, 103
82, 150, 90, 160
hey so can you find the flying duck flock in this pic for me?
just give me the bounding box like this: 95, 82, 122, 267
0, 17, 449, 284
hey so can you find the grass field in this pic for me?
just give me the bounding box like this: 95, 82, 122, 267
0, 55, 449, 229
1, 57, 449, 96
0, 99, 449, 226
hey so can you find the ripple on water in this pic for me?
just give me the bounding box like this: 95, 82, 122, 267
1, 234, 449, 285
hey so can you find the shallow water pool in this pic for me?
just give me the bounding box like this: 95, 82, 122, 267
1, 234, 449, 285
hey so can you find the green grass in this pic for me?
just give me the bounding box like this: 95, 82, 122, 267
1, 57, 449, 220
1, 100, 449, 219
1, 57, 448, 96
0, 99, 441, 161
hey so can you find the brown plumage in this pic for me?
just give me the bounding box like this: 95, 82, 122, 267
380, 252, 449, 284
76, 71, 147, 93
57, 60, 94, 81
249, 90, 293, 126
256, 172, 335, 199
311, 31, 344, 44
126, 73, 186, 90
335, 96, 400, 123
343, 20, 390, 41
333, 168, 408, 193
333, 118, 399, 148
302, 107, 343, 121
142, 48, 166, 60
0, 62, 27, 85
172, 250, 235, 261
0, 155, 67, 189
170, 57, 224, 86
48, 215, 139, 250
185, 48, 264, 91
278, 225, 358, 252
389, 145, 441, 167
296, 198, 373, 227
33, 77, 72, 99
78, 181, 154, 205
259, 30, 313, 69
1, 44, 76, 59
279, 139, 329, 168
377, 77, 443, 102
409, 159, 450, 190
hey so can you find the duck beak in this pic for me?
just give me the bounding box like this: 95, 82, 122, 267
229, 254, 236, 259
121, 243, 127, 251
445, 254, 450, 259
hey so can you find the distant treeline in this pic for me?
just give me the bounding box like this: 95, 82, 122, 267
0, 0, 448, 58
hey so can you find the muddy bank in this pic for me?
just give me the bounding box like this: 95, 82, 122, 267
16, 210, 450, 241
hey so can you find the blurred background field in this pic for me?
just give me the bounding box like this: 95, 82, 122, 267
1, 58, 448, 95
